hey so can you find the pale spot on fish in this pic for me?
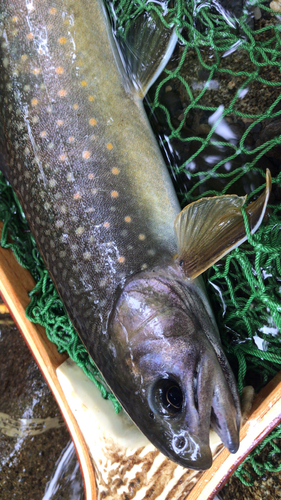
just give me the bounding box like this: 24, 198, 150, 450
55, 66, 64, 75
44, 202, 50, 210
58, 89, 67, 97
82, 151, 91, 160
49, 179, 57, 187
121, 230, 127, 237
141, 264, 148, 270
73, 103, 79, 110
56, 120, 64, 126
40, 131, 47, 138
59, 153, 67, 161
55, 220, 63, 228
31, 98, 38, 106
67, 173, 74, 182
147, 249, 156, 256
88, 173, 95, 179
91, 188, 97, 195
99, 278, 107, 288
124, 216, 131, 223
89, 236, 95, 243
83, 252, 92, 260
12, 16, 19, 22
58, 36, 67, 44
111, 190, 118, 198
118, 256, 125, 263
139, 234, 146, 240
110, 206, 116, 211
32, 116, 39, 124
107, 143, 113, 150
74, 192, 81, 200
89, 118, 97, 126
27, 33, 34, 40
48, 142, 54, 149
32, 68, 41, 75
76, 227, 84, 236
60, 205, 67, 214
49, 7, 57, 15
112, 167, 119, 175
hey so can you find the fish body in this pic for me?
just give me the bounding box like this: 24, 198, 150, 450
0, 0, 270, 469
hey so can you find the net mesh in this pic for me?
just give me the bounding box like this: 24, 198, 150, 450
1, 0, 281, 483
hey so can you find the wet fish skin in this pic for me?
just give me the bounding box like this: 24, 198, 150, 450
0, 0, 267, 469
108, 264, 240, 469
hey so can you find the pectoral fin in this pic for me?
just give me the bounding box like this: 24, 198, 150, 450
174, 169, 271, 280
110, 7, 178, 98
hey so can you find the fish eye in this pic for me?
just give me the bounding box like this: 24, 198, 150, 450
151, 378, 183, 417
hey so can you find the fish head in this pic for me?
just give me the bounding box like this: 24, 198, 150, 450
108, 265, 241, 470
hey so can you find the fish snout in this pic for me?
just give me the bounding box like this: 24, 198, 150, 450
195, 348, 241, 456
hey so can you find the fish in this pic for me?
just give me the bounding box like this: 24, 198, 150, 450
0, 0, 271, 470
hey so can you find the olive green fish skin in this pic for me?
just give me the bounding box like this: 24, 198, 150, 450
0, 0, 180, 333
0, 0, 241, 469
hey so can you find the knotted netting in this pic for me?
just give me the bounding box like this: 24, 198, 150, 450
1, 0, 281, 483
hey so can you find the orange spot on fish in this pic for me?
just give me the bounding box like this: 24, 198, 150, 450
56, 120, 64, 126
49, 7, 57, 15
68, 136, 75, 143
58, 36, 67, 44
111, 167, 119, 175
12, 16, 18, 22
31, 98, 38, 106
107, 143, 113, 150
74, 193, 81, 200
58, 89, 67, 97
124, 216, 131, 223
27, 33, 34, 40
103, 222, 110, 228
88, 173, 95, 179
118, 256, 125, 263
89, 118, 97, 126
111, 190, 119, 198
59, 154, 67, 161
88, 95, 95, 102
73, 103, 79, 110
139, 234, 146, 240
21, 54, 28, 61
81, 80, 88, 87
82, 151, 91, 160
55, 66, 64, 75
40, 131, 47, 138
33, 68, 41, 75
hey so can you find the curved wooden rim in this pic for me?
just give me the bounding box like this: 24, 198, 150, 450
0, 223, 97, 500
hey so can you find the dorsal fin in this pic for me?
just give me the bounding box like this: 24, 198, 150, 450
111, 8, 178, 98
174, 169, 272, 280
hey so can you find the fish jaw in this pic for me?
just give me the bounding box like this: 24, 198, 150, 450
107, 264, 241, 469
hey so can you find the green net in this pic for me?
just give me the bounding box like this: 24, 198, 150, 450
1, 0, 281, 483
